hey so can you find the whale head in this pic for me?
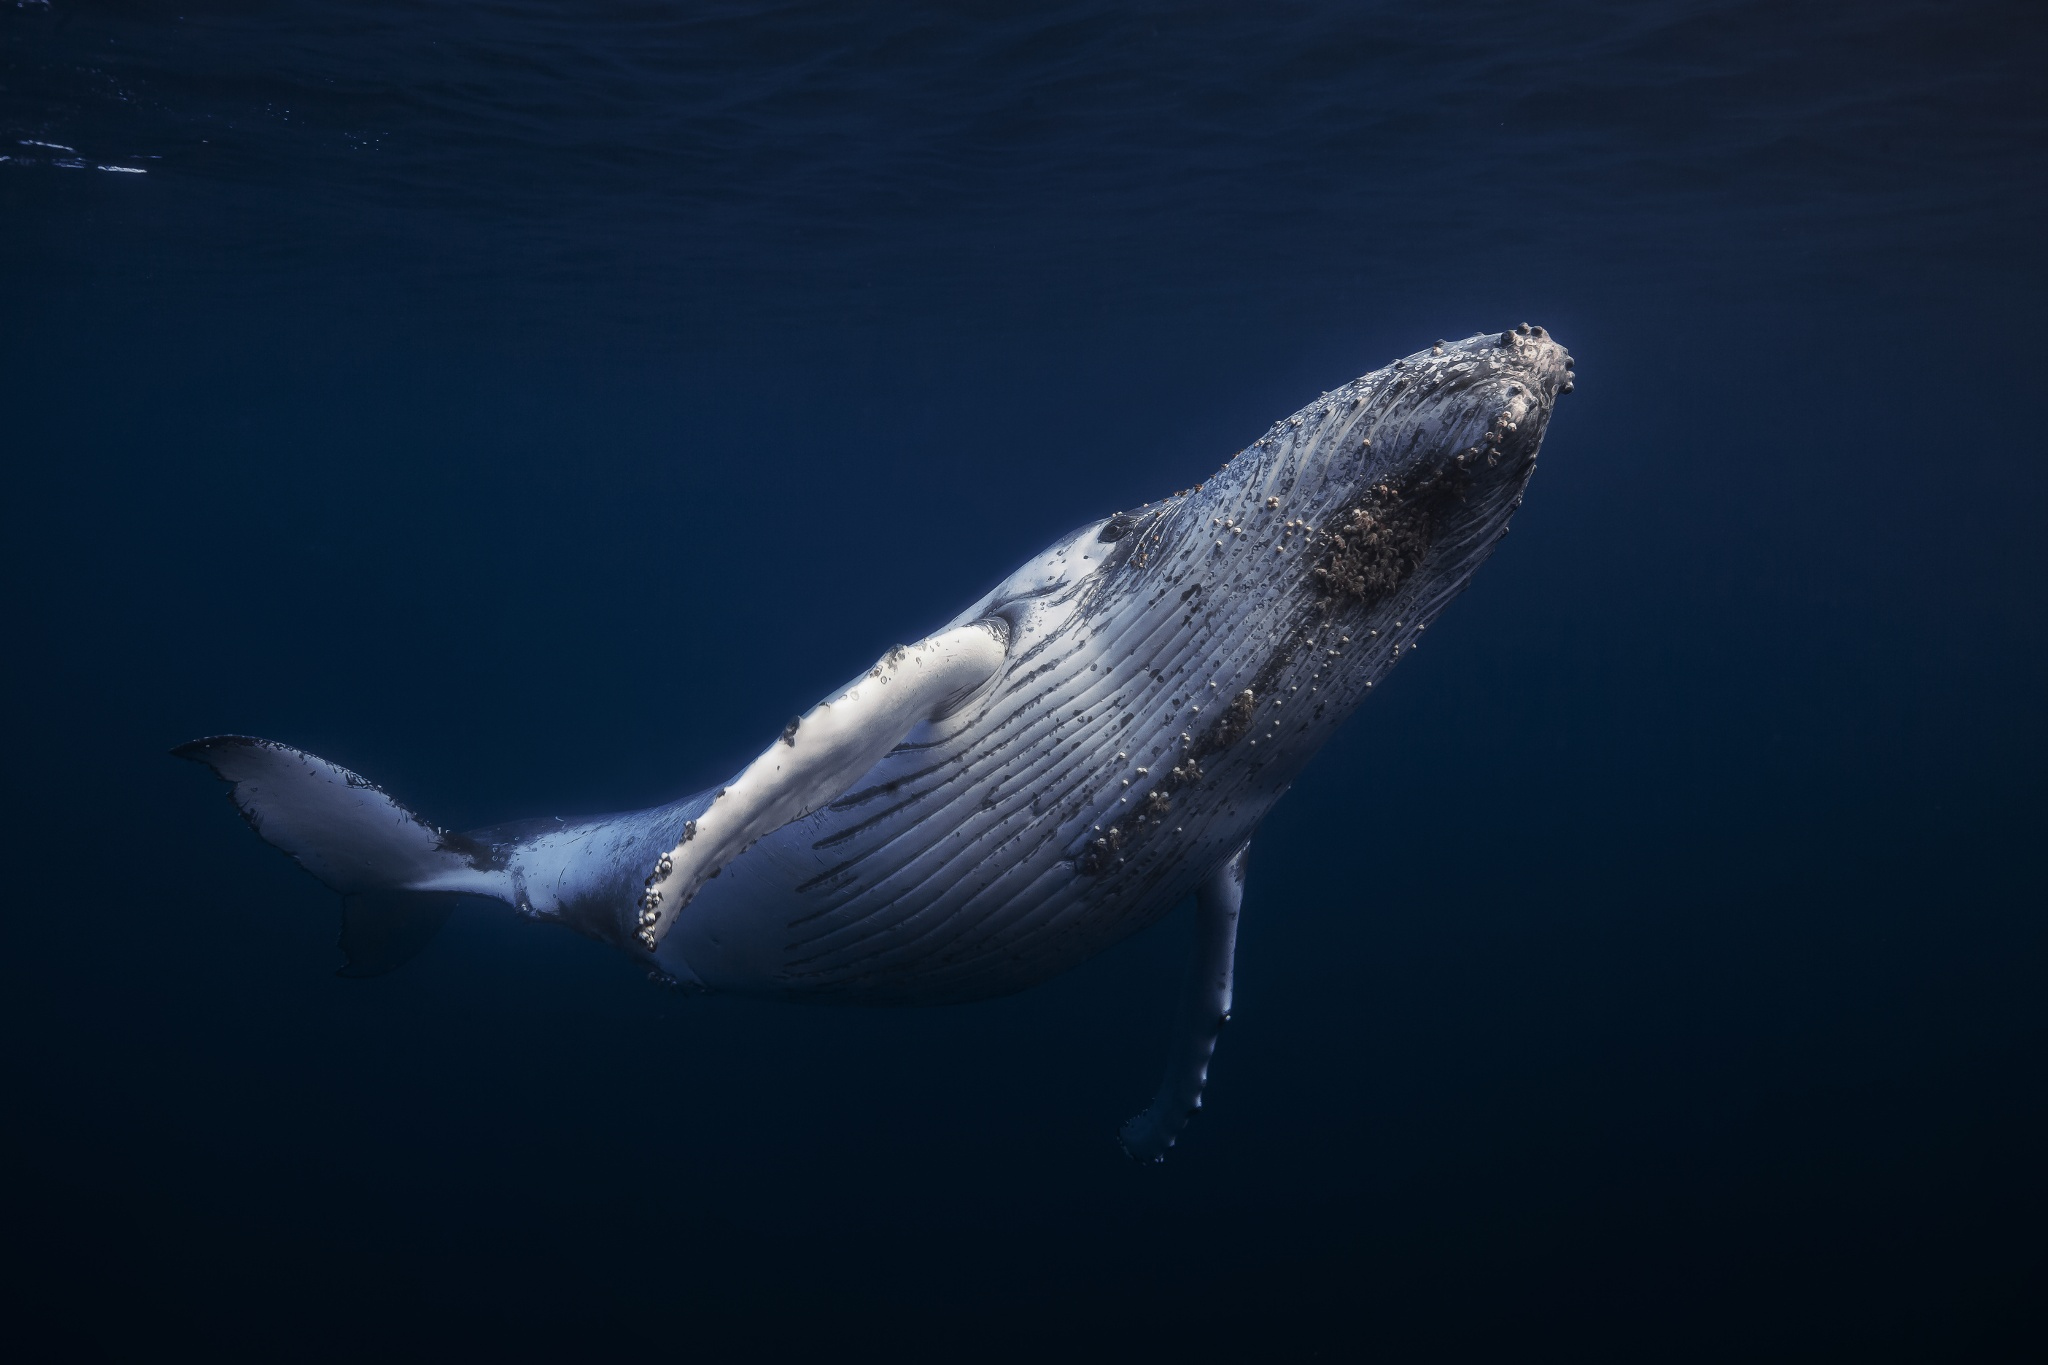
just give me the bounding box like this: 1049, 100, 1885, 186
978, 325, 1570, 670
1271, 324, 1571, 623
953, 328, 1572, 889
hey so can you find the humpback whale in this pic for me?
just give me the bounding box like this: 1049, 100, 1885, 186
178, 327, 1573, 1159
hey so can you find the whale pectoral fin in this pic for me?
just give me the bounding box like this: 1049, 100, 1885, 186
1120, 840, 1249, 1162
633, 621, 1008, 950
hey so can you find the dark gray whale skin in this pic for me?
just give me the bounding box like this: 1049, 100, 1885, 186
655, 325, 1573, 1001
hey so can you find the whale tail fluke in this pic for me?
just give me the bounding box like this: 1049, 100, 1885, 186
173, 735, 510, 976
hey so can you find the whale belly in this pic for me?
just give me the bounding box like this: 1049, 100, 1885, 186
660, 724, 1271, 1004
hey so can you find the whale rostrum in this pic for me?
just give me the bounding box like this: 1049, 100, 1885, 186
177, 326, 1574, 1159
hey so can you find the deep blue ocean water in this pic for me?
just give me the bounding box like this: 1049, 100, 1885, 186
4, 2, 2044, 1359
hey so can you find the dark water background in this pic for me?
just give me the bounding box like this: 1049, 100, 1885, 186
4, 2, 2045, 1358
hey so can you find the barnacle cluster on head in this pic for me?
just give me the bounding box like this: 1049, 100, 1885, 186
1313, 481, 1434, 606
1313, 447, 1478, 603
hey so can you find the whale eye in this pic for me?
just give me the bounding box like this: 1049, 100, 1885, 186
1099, 515, 1136, 543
